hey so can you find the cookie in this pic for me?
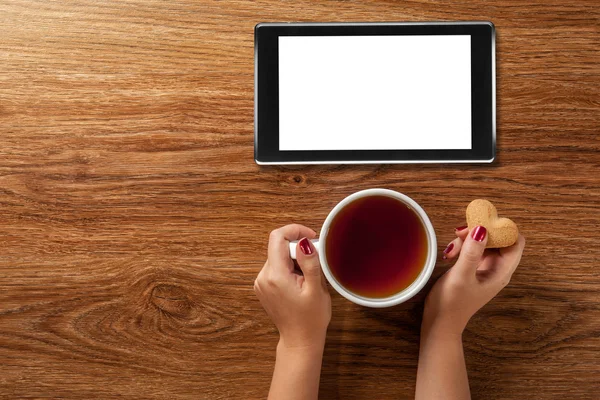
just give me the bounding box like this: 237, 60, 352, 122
466, 199, 519, 248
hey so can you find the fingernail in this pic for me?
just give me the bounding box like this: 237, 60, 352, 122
456, 225, 468, 231
472, 226, 487, 242
443, 242, 454, 254
299, 238, 313, 255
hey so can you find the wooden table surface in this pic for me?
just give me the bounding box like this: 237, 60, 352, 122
1, 1, 599, 399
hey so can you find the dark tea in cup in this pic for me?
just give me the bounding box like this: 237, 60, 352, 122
324, 195, 429, 298
288, 189, 436, 307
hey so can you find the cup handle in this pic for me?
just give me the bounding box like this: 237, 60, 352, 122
289, 239, 320, 260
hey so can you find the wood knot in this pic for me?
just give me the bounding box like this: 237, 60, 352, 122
292, 175, 305, 184
150, 284, 192, 318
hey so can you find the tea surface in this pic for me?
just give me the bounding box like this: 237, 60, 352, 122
325, 195, 428, 298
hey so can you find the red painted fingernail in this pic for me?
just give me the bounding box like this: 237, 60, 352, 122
456, 225, 468, 231
443, 242, 454, 254
299, 238, 313, 255
471, 226, 487, 242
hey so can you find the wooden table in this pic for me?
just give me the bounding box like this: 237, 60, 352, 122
1, 1, 598, 399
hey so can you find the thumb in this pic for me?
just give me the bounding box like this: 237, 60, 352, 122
453, 226, 488, 277
296, 237, 323, 288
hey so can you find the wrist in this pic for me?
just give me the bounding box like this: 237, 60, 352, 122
421, 317, 464, 342
276, 339, 325, 371
422, 308, 466, 339
277, 336, 326, 358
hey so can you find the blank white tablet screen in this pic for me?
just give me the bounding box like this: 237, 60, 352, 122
278, 35, 472, 150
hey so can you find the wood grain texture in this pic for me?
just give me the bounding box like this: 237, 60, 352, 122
0, 0, 599, 398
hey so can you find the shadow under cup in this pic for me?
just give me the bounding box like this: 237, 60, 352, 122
319, 189, 437, 308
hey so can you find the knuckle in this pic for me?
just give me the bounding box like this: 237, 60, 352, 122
300, 256, 318, 267
265, 275, 275, 286
266, 274, 279, 288
461, 248, 481, 264
268, 229, 280, 242
448, 276, 466, 290
256, 268, 265, 282
288, 223, 302, 235
301, 261, 321, 276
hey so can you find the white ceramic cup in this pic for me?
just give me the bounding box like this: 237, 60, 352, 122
289, 188, 437, 308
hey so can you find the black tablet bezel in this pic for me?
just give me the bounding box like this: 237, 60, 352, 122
255, 22, 495, 164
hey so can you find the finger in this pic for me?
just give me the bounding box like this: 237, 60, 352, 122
442, 224, 469, 260
452, 226, 488, 277
475, 249, 500, 272
268, 224, 317, 268
254, 262, 268, 293
455, 225, 469, 240
295, 237, 323, 290
498, 234, 526, 278
442, 237, 464, 260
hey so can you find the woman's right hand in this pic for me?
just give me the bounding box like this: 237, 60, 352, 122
423, 225, 526, 335
254, 224, 331, 350
255, 224, 331, 400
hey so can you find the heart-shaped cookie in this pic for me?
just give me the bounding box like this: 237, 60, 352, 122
466, 199, 519, 248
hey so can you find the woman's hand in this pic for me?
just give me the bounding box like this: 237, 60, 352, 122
254, 224, 331, 350
424, 225, 526, 335
255, 224, 331, 400
416, 225, 525, 400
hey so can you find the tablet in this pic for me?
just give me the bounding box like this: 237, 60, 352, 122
254, 22, 495, 164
